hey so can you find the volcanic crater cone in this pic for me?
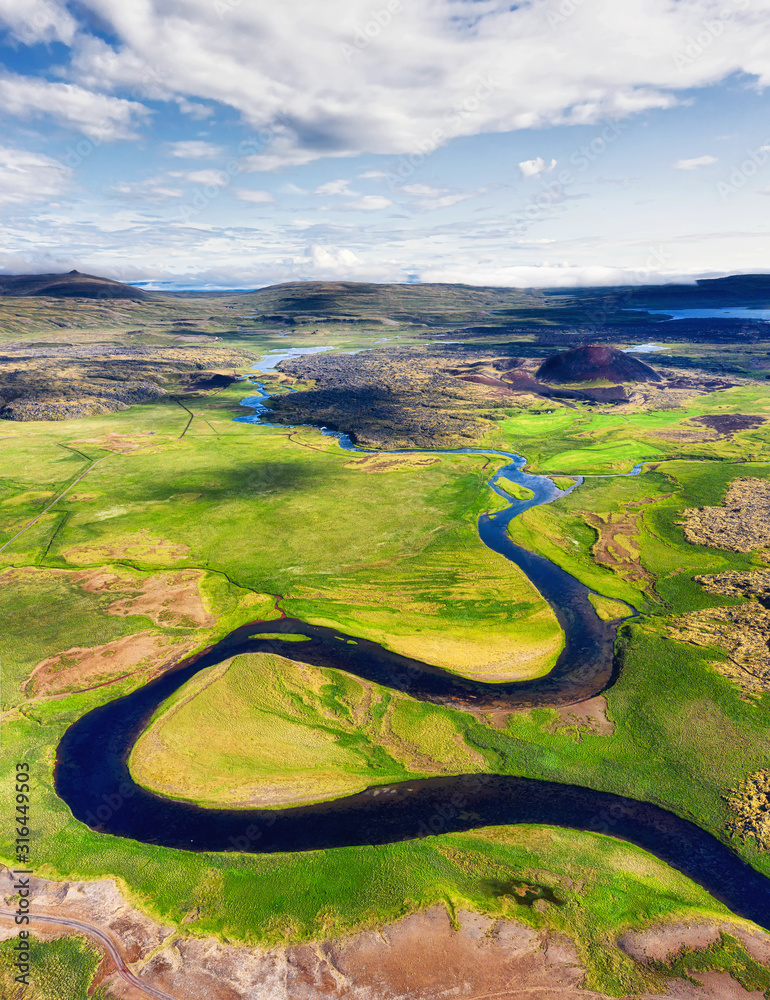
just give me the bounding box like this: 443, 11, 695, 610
535, 344, 662, 384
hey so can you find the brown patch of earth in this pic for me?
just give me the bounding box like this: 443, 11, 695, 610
725, 770, 770, 851
693, 414, 767, 437
667, 602, 770, 697
580, 499, 664, 588
101, 569, 215, 628
22, 631, 193, 696
73, 432, 175, 453
343, 454, 441, 473
683, 478, 770, 553
63, 531, 191, 566
621, 921, 770, 999
2, 870, 768, 1000
551, 695, 615, 738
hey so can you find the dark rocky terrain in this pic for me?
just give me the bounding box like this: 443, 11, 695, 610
0, 343, 244, 420
536, 345, 662, 384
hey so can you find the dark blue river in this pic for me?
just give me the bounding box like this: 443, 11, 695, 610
53, 380, 770, 931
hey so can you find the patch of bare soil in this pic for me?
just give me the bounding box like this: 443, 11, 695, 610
0, 865, 174, 996
102, 569, 215, 628
343, 454, 440, 473
725, 770, 770, 851
23, 631, 193, 697
683, 478, 770, 553
143, 906, 599, 1000
580, 499, 664, 588
551, 696, 615, 738
693, 414, 767, 437
72, 432, 175, 453
667, 603, 770, 697
2, 869, 768, 1000
621, 922, 770, 1000
63, 531, 191, 566
694, 568, 770, 607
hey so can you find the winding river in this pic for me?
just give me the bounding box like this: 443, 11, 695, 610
54, 379, 770, 930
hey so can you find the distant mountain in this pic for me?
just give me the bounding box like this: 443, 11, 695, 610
248, 280, 541, 321
536, 345, 663, 383
0, 270, 148, 300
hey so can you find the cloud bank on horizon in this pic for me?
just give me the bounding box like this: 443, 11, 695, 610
1, 0, 770, 287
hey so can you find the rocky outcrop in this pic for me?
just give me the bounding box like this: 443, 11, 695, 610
0, 343, 244, 420
683, 478, 770, 553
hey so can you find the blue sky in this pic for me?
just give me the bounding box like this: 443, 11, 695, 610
2, 0, 770, 287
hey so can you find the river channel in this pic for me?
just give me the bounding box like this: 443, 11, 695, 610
53, 375, 770, 930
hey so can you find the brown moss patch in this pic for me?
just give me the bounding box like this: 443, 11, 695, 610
63, 531, 190, 566
551, 696, 615, 738
725, 770, 770, 851
580, 499, 662, 588
72, 432, 174, 453
695, 568, 770, 606
102, 569, 215, 628
343, 454, 441, 473
23, 631, 192, 697
668, 603, 770, 697
683, 478, 770, 553
693, 413, 767, 436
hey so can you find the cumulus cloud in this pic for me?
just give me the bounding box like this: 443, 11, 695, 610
0, 73, 148, 140
342, 195, 393, 211
185, 168, 230, 186
111, 177, 184, 202
0, 146, 71, 205
167, 140, 224, 158
56, 0, 770, 168
674, 154, 718, 170
314, 179, 356, 196
0, 0, 75, 45
400, 183, 478, 211
519, 157, 557, 177
234, 188, 275, 203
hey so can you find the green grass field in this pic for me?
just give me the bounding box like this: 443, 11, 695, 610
2, 360, 770, 995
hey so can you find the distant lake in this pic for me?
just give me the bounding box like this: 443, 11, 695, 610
642, 307, 770, 321
622, 343, 668, 353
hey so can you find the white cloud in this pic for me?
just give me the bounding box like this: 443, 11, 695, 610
674, 154, 718, 170
359, 170, 388, 180
176, 98, 214, 119
314, 179, 356, 196
342, 195, 393, 211
519, 157, 557, 177
402, 184, 443, 197
112, 177, 184, 202
185, 169, 230, 186
167, 141, 224, 159
0, 73, 148, 141
0, 146, 71, 205
0, 0, 75, 44
58, 0, 770, 169
234, 188, 275, 203
418, 263, 680, 287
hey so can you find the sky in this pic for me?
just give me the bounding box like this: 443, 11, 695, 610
2, 0, 770, 288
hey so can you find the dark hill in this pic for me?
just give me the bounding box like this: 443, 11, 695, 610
536, 345, 662, 384
0, 270, 148, 300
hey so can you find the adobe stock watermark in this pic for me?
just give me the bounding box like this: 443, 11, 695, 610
717, 140, 770, 200
340, 0, 403, 62
545, 0, 588, 28
673, 0, 750, 71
